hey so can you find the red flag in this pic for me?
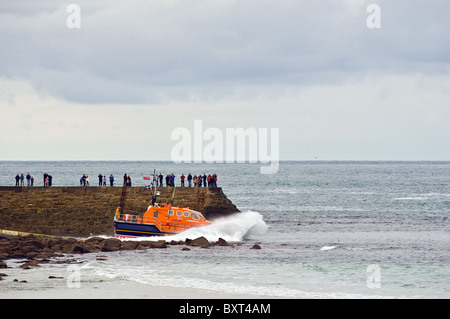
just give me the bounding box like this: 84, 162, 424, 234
143, 176, 151, 180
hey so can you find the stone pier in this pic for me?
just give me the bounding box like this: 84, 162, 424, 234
0, 186, 239, 237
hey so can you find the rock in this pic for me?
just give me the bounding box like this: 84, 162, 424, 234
182, 247, 191, 251
214, 238, 229, 246
140, 240, 167, 249
60, 237, 80, 246
151, 240, 167, 249
27, 239, 47, 250
25, 252, 39, 259
61, 244, 78, 254
96, 257, 108, 261
85, 237, 105, 245
0, 261, 7, 269
71, 244, 87, 254
121, 241, 139, 250
101, 238, 122, 252
250, 244, 261, 250
83, 242, 102, 253
186, 236, 211, 248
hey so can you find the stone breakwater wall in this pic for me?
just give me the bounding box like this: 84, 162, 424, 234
0, 186, 240, 237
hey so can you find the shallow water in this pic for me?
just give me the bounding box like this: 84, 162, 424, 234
1, 161, 449, 298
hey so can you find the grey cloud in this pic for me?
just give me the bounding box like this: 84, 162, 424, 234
1, 0, 449, 104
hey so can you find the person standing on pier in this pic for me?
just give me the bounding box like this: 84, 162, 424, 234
43, 172, 48, 187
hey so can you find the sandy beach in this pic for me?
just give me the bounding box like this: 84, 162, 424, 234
0, 258, 275, 299
1, 280, 272, 299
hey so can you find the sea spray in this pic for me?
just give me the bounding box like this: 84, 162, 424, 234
193, 211, 268, 242
123, 211, 268, 243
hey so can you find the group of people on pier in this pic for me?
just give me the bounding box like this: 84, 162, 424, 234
14, 172, 52, 187
154, 173, 218, 188
13, 172, 218, 188
79, 174, 131, 187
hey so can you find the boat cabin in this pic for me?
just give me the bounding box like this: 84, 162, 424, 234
117, 203, 211, 234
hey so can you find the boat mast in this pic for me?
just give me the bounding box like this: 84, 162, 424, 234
151, 169, 158, 206
119, 180, 127, 215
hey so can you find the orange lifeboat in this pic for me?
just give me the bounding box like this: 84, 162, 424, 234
114, 203, 211, 239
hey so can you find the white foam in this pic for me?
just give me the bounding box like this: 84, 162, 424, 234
320, 246, 337, 251
169, 211, 268, 242
394, 197, 428, 200
89, 263, 390, 299
123, 211, 268, 243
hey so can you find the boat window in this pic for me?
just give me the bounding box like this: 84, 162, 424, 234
197, 212, 205, 219
168, 210, 174, 216
191, 213, 199, 220
176, 211, 183, 216
153, 211, 158, 218
183, 211, 189, 217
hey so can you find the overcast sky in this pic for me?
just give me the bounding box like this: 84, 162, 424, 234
1, 0, 449, 161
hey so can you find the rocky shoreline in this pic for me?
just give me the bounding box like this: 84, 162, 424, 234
0, 234, 262, 271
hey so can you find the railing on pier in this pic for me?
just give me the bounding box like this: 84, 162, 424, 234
115, 214, 162, 230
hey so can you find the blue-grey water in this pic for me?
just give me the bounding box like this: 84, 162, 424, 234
1, 161, 449, 298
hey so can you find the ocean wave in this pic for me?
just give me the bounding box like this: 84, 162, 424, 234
394, 197, 428, 200
88, 262, 391, 299
123, 211, 268, 243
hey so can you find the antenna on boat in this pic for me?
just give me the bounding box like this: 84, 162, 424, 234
170, 183, 176, 206
117, 178, 127, 219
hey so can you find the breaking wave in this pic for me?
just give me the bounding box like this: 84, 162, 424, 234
126, 211, 268, 243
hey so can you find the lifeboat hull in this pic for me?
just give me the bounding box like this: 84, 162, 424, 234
114, 221, 174, 238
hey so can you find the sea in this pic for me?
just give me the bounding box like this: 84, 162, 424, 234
0, 161, 449, 299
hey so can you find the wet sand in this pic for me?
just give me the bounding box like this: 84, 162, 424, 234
1, 280, 271, 299
0, 261, 274, 299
